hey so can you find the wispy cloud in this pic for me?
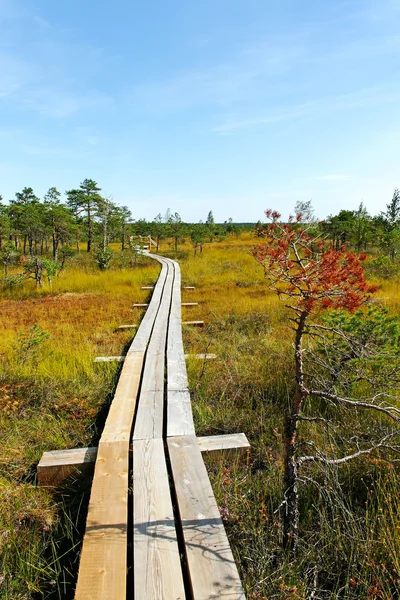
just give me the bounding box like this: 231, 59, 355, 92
130, 38, 305, 114
0, 8, 114, 119
214, 84, 400, 133
19, 88, 112, 118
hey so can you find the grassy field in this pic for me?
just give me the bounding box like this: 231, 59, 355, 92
0, 235, 399, 599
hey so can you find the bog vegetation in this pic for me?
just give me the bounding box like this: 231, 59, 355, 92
0, 182, 400, 599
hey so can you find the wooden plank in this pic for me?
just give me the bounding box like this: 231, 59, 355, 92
133, 258, 174, 440
197, 433, 250, 458
133, 303, 149, 307
133, 390, 164, 440
117, 324, 137, 330
167, 261, 192, 438
37, 447, 97, 487
102, 351, 144, 443
94, 356, 125, 362
37, 434, 250, 486
39, 447, 98, 467
133, 439, 186, 599
167, 390, 195, 438
181, 302, 198, 307
140, 351, 165, 393
184, 354, 216, 360
74, 441, 129, 600
167, 356, 189, 393
129, 260, 168, 352
183, 320, 204, 327
167, 435, 246, 600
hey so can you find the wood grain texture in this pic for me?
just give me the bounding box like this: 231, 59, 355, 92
133, 439, 185, 599
74, 441, 130, 600
101, 351, 144, 443
184, 354, 217, 360
37, 447, 97, 487
197, 433, 250, 458
94, 355, 125, 362
167, 262, 187, 390
133, 389, 164, 440
167, 389, 195, 438
39, 447, 98, 467
167, 435, 246, 600
129, 260, 167, 352
37, 434, 249, 487
133, 258, 174, 440
182, 320, 204, 327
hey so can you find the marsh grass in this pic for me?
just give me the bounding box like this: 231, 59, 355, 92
1, 236, 400, 598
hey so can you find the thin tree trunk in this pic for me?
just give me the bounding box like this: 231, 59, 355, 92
282, 310, 308, 552
121, 222, 125, 251
53, 235, 59, 262
87, 202, 92, 252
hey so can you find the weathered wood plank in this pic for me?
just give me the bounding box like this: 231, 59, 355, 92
37, 433, 250, 486
102, 351, 144, 443
133, 303, 149, 307
37, 447, 97, 487
167, 261, 192, 438
94, 355, 125, 362
184, 354, 217, 360
129, 260, 168, 352
133, 439, 186, 599
133, 389, 164, 440
74, 441, 129, 600
133, 258, 174, 440
181, 302, 199, 307
167, 435, 246, 600
197, 433, 250, 458
167, 390, 195, 438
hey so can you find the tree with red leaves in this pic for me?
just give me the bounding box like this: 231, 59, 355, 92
253, 210, 400, 552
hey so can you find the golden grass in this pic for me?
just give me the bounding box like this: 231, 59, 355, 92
1, 234, 400, 598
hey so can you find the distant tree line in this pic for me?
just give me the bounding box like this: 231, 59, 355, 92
2, 181, 400, 277
255, 192, 400, 264
0, 179, 249, 280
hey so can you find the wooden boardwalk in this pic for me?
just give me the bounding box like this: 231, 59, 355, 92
71, 255, 246, 599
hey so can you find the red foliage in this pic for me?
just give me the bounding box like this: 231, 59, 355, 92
253, 211, 377, 315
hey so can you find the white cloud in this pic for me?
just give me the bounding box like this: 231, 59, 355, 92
214, 84, 400, 133
130, 38, 305, 114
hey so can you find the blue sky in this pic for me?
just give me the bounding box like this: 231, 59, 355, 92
1, 0, 400, 222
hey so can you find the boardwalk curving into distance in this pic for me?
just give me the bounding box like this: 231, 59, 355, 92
73, 254, 246, 600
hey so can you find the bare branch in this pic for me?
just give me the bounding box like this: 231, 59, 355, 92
298, 432, 400, 467
306, 388, 400, 422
